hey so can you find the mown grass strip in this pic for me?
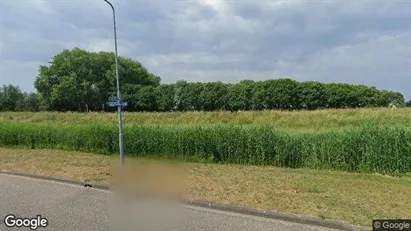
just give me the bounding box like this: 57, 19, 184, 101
0, 148, 410, 228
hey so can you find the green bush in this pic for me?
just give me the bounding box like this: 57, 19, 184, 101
0, 122, 410, 175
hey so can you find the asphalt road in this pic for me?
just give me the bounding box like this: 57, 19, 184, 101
0, 174, 340, 231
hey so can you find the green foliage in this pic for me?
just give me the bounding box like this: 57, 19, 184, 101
173, 80, 188, 111
296, 81, 326, 109
0, 85, 24, 111
199, 81, 230, 111
135, 86, 157, 111
50, 74, 82, 111
227, 80, 255, 111
178, 82, 204, 111
155, 84, 175, 112
24, 93, 40, 112
0, 122, 410, 176
34, 47, 160, 112
0, 85, 40, 112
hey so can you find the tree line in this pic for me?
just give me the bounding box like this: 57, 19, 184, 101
0, 47, 409, 112
123, 80, 407, 112
0, 85, 40, 112
1, 81, 409, 112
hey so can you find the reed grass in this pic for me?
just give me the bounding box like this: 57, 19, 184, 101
1, 121, 409, 176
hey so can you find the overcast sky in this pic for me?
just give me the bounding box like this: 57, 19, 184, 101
0, 0, 410, 99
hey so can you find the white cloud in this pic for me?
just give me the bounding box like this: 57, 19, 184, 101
198, 0, 227, 13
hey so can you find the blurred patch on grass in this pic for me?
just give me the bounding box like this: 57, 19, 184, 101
0, 147, 410, 227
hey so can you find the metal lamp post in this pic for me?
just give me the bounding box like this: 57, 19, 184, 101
103, 0, 125, 165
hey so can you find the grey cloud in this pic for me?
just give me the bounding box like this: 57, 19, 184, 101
1, 60, 40, 91
274, 33, 410, 96
0, 0, 410, 99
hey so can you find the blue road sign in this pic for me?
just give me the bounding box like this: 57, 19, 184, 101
108, 102, 128, 107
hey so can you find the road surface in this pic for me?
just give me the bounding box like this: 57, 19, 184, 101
0, 173, 340, 231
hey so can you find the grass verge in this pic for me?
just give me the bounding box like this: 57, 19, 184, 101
0, 147, 410, 227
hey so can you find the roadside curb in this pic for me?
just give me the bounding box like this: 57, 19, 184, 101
183, 200, 369, 231
0, 170, 370, 231
0, 170, 111, 190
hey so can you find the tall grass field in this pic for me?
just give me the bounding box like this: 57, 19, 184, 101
0, 108, 410, 176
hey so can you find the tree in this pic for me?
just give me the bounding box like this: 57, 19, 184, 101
24, 93, 40, 112
249, 78, 299, 110
173, 80, 188, 111
50, 74, 82, 111
0, 85, 25, 111
385, 91, 405, 106
178, 82, 204, 111
227, 80, 255, 111
355, 86, 379, 107
34, 47, 160, 112
296, 81, 326, 110
135, 86, 157, 111
251, 81, 266, 110
324, 83, 351, 108
264, 78, 299, 110
156, 84, 175, 112
120, 84, 142, 111
406, 100, 411, 107
199, 81, 229, 111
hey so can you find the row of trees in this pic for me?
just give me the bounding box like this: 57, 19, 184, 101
121, 80, 406, 112
0, 85, 39, 112
0, 47, 408, 112
1, 81, 409, 112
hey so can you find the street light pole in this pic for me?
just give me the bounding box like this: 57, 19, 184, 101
103, 0, 124, 165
